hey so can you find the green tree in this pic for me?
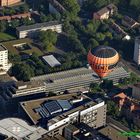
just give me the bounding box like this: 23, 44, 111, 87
19, 4, 29, 13
88, 38, 99, 49
39, 30, 57, 51
107, 100, 120, 117
101, 79, 113, 90
96, 33, 105, 41
12, 63, 34, 81
61, 0, 80, 20
0, 21, 7, 32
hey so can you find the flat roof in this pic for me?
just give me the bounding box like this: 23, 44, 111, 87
0, 44, 7, 51
20, 93, 95, 125
16, 21, 61, 32
42, 55, 61, 67
2, 38, 43, 56
0, 118, 40, 139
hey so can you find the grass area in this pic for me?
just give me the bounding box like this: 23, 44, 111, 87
0, 32, 15, 42
2, 38, 43, 56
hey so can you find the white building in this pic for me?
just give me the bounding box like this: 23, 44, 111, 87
0, 44, 11, 75
16, 21, 62, 39
133, 36, 140, 65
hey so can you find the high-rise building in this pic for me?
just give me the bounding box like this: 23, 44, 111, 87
0, 0, 21, 6
0, 44, 11, 75
133, 36, 140, 65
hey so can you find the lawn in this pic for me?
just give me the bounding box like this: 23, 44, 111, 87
2, 38, 43, 56
0, 32, 16, 42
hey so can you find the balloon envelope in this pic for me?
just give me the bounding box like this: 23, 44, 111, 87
87, 46, 119, 78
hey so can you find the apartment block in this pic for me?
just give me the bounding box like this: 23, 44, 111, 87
16, 21, 62, 39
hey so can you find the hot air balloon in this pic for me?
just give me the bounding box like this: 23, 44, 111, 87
87, 46, 119, 78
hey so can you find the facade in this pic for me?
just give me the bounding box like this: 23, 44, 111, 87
0, 0, 21, 6
8, 67, 129, 97
133, 36, 140, 65
7, 66, 130, 97
93, 4, 117, 20
16, 21, 62, 39
0, 44, 11, 75
132, 83, 140, 100
19, 94, 107, 137
64, 123, 107, 140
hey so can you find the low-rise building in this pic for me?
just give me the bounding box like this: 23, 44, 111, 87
64, 123, 107, 140
48, 0, 66, 15
0, 118, 47, 140
0, 0, 21, 6
113, 92, 140, 128
110, 22, 131, 40
19, 94, 107, 137
42, 55, 61, 67
0, 13, 31, 21
99, 123, 129, 140
93, 4, 117, 20
122, 16, 140, 29
7, 66, 130, 97
16, 21, 62, 39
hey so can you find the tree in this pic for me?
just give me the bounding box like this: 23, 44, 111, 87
101, 79, 113, 90
9, 53, 21, 63
90, 83, 102, 92
19, 4, 29, 13
63, 21, 77, 37
96, 32, 105, 41
0, 21, 7, 32
39, 30, 57, 51
61, 0, 80, 20
86, 20, 101, 35
12, 63, 34, 81
107, 100, 120, 117
21, 17, 35, 25
88, 38, 99, 49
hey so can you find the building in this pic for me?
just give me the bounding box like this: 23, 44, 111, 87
42, 55, 61, 67
16, 21, 62, 39
0, 13, 31, 21
19, 93, 107, 137
0, 118, 48, 140
48, 0, 66, 15
133, 36, 140, 65
110, 22, 131, 40
0, 0, 21, 6
122, 16, 140, 29
132, 83, 140, 100
7, 66, 130, 97
93, 4, 117, 20
0, 44, 11, 75
64, 123, 108, 140
99, 123, 129, 140
113, 92, 140, 128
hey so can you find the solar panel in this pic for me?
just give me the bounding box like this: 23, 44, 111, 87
57, 100, 72, 111
44, 101, 62, 115
35, 107, 50, 118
